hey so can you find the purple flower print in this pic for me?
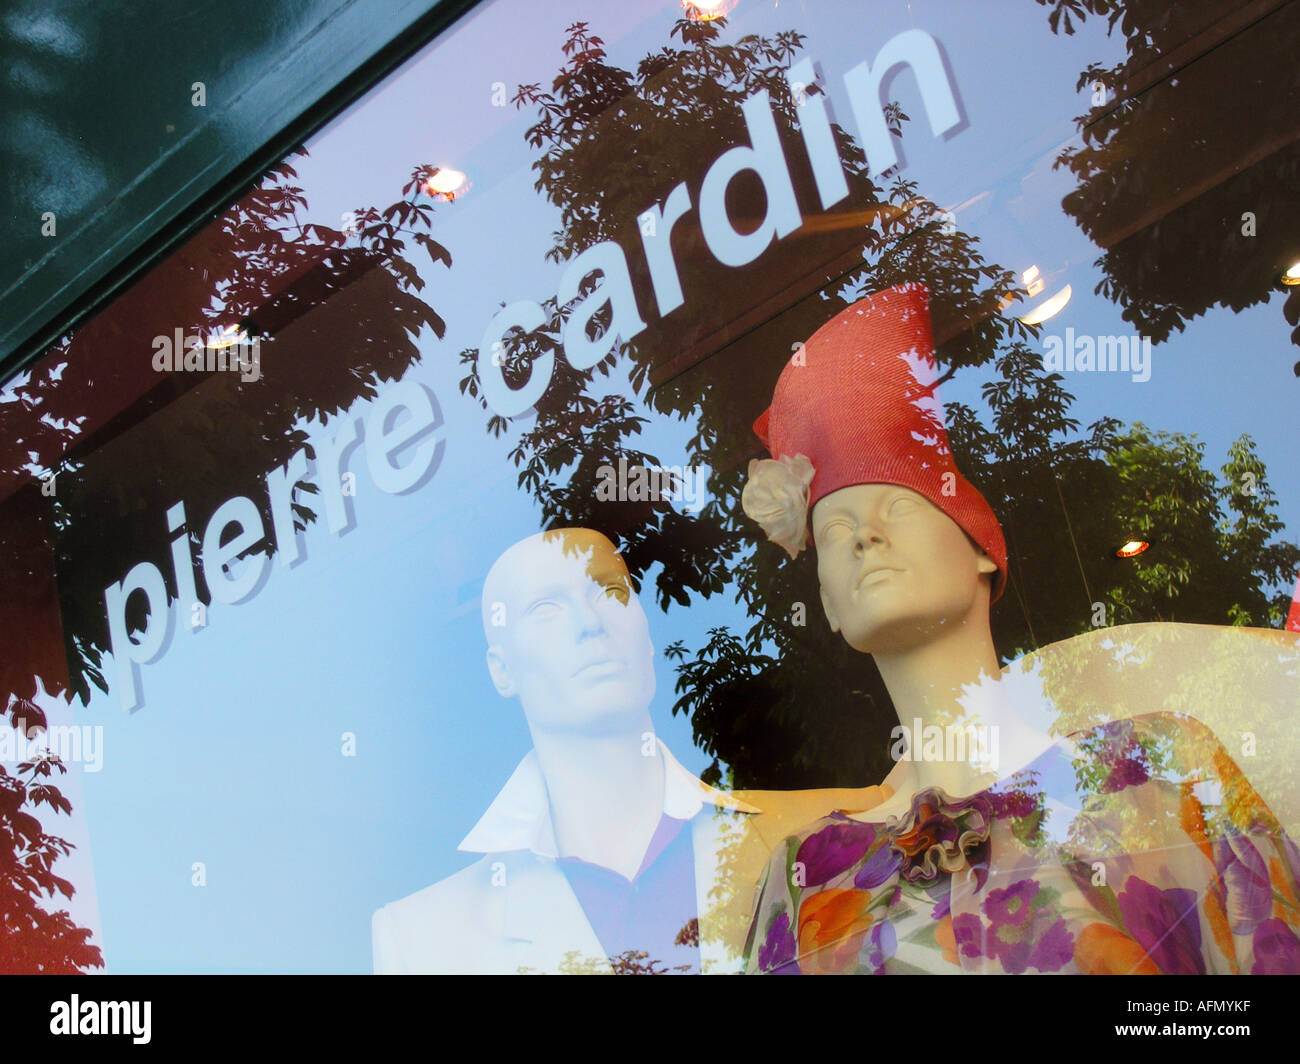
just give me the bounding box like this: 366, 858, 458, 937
1250, 918, 1300, 974
853, 840, 902, 891
861, 917, 898, 973
1214, 832, 1273, 935
1116, 877, 1205, 975
796, 820, 877, 887
952, 912, 986, 962
928, 878, 953, 921
757, 912, 799, 974
974, 880, 1074, 973
984, 879, 1037, 929
983, 880, 1033, 972
1029, 917, 1075, 972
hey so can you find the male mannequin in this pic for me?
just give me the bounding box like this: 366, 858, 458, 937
371, 528, 760, 974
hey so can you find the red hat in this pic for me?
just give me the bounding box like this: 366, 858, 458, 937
745, 282, 1007, 602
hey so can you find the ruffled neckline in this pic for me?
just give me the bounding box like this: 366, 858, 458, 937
883, 787, 996, 884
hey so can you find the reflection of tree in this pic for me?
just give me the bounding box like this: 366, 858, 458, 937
551, 948, 691, 974
462, 18, 1021, 789
27, 155, 450, 705
1021, 623, 1300, 837
948, 345, 1299, 649
0, 152, 451, 970
462, 15, 1297, 790
1036, 0, 1300, 368
0, 699, 102, 973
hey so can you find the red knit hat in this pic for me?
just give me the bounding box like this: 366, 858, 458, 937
745, 282, 1008, 602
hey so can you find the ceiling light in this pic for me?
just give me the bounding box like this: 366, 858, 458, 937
683, 0, 737, 21
1018, 284, 1072, 326
204, 325, 247, 350
425, 168, 467, 200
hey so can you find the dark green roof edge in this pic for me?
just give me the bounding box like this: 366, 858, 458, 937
0, 0, 486, 385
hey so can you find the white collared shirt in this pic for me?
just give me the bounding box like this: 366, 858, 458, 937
458, 738, 756, 859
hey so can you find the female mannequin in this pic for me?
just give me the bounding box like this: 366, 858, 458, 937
739, 283, 1300, 974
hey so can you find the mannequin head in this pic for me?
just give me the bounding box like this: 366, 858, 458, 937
811, 483, 998, 656
481, 529, 655, 736
744, 284, 1007, 598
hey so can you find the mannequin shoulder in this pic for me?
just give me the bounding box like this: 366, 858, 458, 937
732, 785, 893, 847
373, 856, 507, 942
372, 855, 519, 974
1062, 710, 1235, 773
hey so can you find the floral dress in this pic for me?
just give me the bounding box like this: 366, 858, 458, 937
743, 712, 1300, 974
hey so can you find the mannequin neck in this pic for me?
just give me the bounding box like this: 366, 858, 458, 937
528, 715, 665, 880
871, 610, 1002, 801
873, 616, 1000, 723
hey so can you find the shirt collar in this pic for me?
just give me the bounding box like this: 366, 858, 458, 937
458, 739, 757, 857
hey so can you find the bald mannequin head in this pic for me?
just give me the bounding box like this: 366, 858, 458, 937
481, 529, 656, 736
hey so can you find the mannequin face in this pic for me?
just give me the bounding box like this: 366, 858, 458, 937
812, 484, 997, 655
482, 530, 655, 735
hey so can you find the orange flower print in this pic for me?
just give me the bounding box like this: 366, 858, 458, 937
1212, 749, 1279, 834
1269, 855, 1300, 928
1178, 783, 1214, 867
1073, 922, 1160, 975
796, 888, 873, 975
934, 914, 959, 966
1202, 889, 1239, 974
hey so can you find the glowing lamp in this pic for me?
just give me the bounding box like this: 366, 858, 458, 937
204, 325, 247, 350
682, 0, 737, 21
425, 168, 467, 200
1018, 284, 1072, 326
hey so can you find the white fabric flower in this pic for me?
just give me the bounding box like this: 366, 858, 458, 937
741, 454, 815, 559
